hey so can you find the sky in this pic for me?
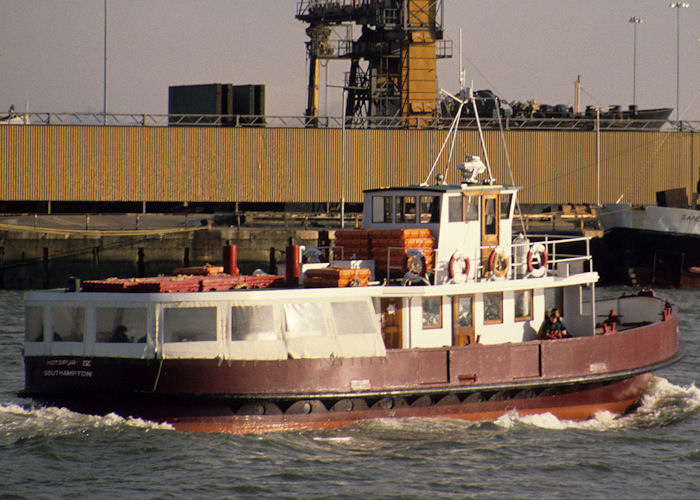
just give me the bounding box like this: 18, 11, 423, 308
1, 0, 699, 121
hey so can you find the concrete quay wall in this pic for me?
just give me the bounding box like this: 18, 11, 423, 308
0, 226, 328, 290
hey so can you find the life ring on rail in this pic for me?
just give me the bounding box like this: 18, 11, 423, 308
448, 252, 470, 283
488, 246, 510, 278
403, 249, 430, 285
526, 243, 548, 277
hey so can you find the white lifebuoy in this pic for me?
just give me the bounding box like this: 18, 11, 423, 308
448, 252, 470, 283
527, 243, 548, 277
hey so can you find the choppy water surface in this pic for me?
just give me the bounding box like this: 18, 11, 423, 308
1, 288, 698, 499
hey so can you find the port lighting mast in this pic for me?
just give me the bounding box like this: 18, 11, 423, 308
296, 0, 452, 127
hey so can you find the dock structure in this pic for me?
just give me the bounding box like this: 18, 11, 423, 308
296, 0, 451, 127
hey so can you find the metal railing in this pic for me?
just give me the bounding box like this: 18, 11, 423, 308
2, 111, 698, 132
330, 233, 594, 286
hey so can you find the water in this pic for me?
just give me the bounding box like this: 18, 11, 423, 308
1, 288, 698, 499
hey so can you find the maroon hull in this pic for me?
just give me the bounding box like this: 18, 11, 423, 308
23, 374, 653, 434
168, 373, 654, 433
22, 313, 680, 433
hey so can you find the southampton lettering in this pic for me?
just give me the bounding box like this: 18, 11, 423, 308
43, 369, 93, 377
44, 358, 94, 378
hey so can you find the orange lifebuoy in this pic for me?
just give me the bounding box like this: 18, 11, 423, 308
488, 247, 509, 277
526, 243, 548, 277
448, 253, 470, 281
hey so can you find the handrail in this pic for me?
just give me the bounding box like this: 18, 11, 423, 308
2, 111, 697, 132
327, 232, 594, 286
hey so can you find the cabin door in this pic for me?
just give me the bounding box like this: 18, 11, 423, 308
452, 295, 475, 345
380, 298, 403, 349
480, 194, 500, 274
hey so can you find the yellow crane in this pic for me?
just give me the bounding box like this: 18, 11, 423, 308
296, 1, 451, 127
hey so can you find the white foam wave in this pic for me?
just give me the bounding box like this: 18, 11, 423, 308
312, 436, 354, 443
0, 402, 173, 440
624, 376, 700, 428
493, 376, 700, 432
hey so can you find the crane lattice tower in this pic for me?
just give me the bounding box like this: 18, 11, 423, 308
296, 0, 452, 127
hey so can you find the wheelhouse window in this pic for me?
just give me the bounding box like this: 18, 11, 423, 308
484, 197, 497, 235
483, 293, 503, 324
372, 195, 393, 223
396, 196, 417, 223
164, 307, 217, 342
25, 306, 43, 342
500, 193, 513, 219
422, 297, 442, 329
448, 196, 463, 222
515, 290, 533, 321
464, 195, 479, 221
419, 196, 440, 223
97, 307, 148, 343
232, 304, 277, 341
52, 306, 85, 342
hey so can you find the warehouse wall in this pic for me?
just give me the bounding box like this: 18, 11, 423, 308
1, 125, 698, 206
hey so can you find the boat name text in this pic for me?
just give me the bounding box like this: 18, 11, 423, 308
681, 214, 700, 223
44, 358, 93, 378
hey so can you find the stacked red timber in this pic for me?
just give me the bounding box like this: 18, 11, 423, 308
81, 274, 285, 293
303, 267, 371, 288
333, 230, 371, 260
370, 228, 435, 275
172, 264, 224, 276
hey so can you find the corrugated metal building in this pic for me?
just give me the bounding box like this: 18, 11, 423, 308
1, 126, 698, 207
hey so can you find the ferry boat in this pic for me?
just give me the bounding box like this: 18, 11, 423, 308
20, 98, 682, 434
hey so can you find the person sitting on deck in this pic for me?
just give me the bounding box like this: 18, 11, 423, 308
603, 309, 622, 333
110, 325, 130, 343
538, 308, 571, 339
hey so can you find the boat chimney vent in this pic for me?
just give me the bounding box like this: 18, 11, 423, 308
457, 156, 486, 184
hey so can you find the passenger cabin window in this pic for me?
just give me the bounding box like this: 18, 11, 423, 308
422, 297, 442, 329
25, 306, 44, 342
448, 196, 463, 222
97, 307, 148, 343
419, 196, 440, 223
372, 195, 393, 223
164, 307, 217, 342
484, 198, 497, 235
396, 196, 416, 223
52, 306, 85, 342
515, 290, 533, 321
331, 301, 376, 335
232, 304, 277, 341
465, 195, 479, 221
483, 293, 503, 324
500, 193, 513, 219
283, 302, 326, 337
